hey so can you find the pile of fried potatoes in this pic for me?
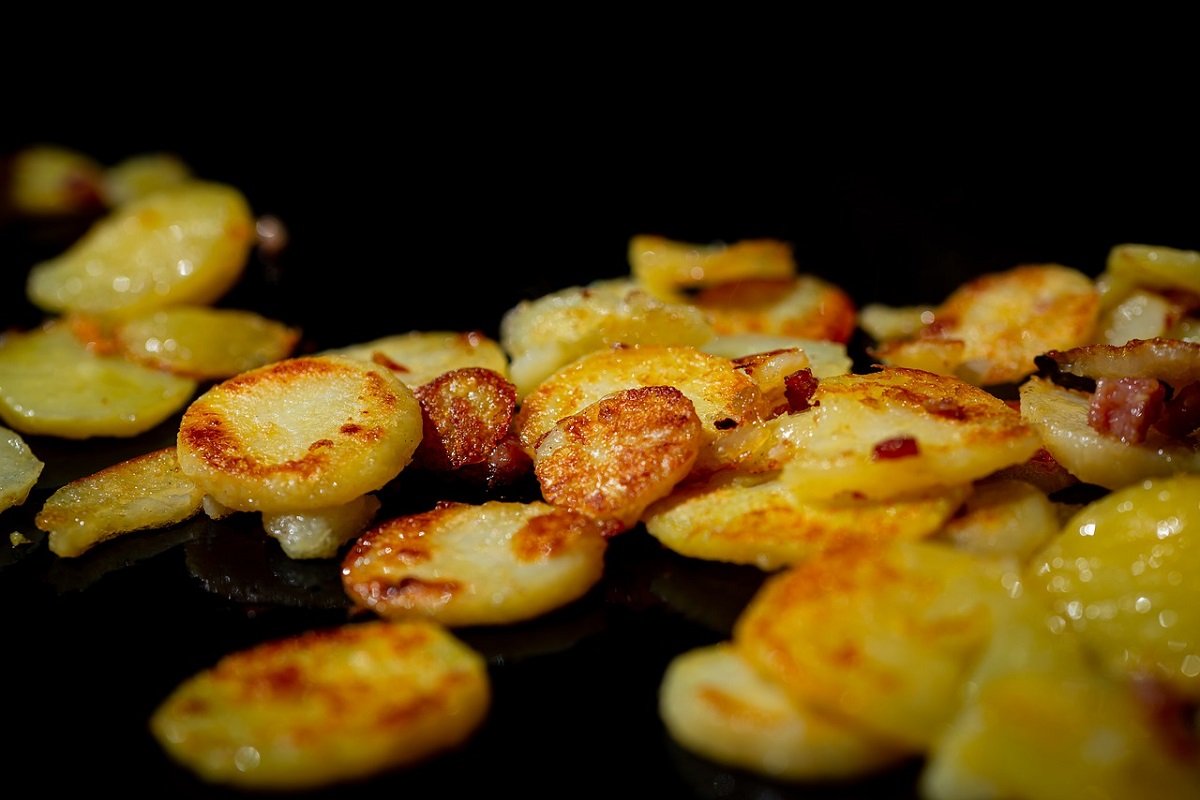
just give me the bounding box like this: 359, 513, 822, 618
3, 146, 1198, 795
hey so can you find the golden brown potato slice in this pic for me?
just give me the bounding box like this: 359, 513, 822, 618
628, 234, 796, 301
735, 542, 1004, 750
414, 368, 516, 471
1030, 475, 1200, 699
776, 368, 1040, 501
27, 182, 254, 318
150, 620, 489, 790
8, 144, 103, 215
342, 501, 609, 626
534, 386, 703, 528
692, 276, 857, 343
0, 323, 197, 439
660, 644, 904, 781
500, 279, 714, 397
0, 426, 43, 512
1019, 376, 1200, 489
874, 264, 1099, 385
701, 334, 852, 378
936, 479, 1060, 562
645, 472, 968, 570
325, 330, 509, 388
101, 152, 191, 206
177, 356, 422, 513
262, 494, 381, 560
858, 304, 935, 343
35, 448, 203, 557
115, 307, 299, 380
1107, 243, 1200, 296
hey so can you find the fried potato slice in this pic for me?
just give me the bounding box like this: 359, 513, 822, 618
645, 472, 968, 570
0, 323, 197, 438
874, 265, 1099, 385
1019, 376, 1200, 489
1108, 243, 1200, 296
692, 277, 857, 343
730, 348, 812, 417
177, 356, 421, 512
735, 542, 1004, 750
776, 368, 1040, 501
342, 501, 609, 626
499, 279, 714, 398
115, 307, 299, 380
8, 144, 103, 215
936, 479, 1059, 562
1030, 475, 1200, 699
150, 620, 490, 790
414, 368, 516, 471
262, 494, 381, 560
1097, 289, 1180, 345
515, 344, 761, 461
628, 234, 796, 302
326, 330, 509, 388
701, 334, 852, 378
858, 304, 935, 343
660, 643, 904, 781
0, 426, 43, 512
35, 448, 203, 557
534, 386, 703, 528
27, 182, 254, 318
101, 152, 192, 206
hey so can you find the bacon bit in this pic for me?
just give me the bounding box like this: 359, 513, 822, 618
1154, 382, 1200, 439
1088, 377, 1166, 444
873, 436, 919, 460
784, 369, 818, 413
371, 351, 410, 373
713, 417, 738, 430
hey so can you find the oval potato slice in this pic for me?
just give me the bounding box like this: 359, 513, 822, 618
150, 620, 489, 790
936, 479, 1060, 562
342, 501, 609, 626
1107, 243, 1200, 296
628, 235, 796, 302
0, 323, 197, 439
413, 367, 516, 471
0, 426, 43, 512
325, 330, 509, 388
660, 643, 904, 781
27, 182, 254, 318
177, 356, 421, 513
692, 276, 857, 343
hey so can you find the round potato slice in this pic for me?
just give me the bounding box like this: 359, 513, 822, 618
150, 620, 490, 790
0, 323, 197, 439
342, 501, 609, 626
27, 182, 254, 318
692, 276, 858, 343
0, 426, 43, 512
628, 235, 796, 302
325, 330, 509, 388
660, 643, 904, 781
414, 368, 516, 471
177, 356, 421, 513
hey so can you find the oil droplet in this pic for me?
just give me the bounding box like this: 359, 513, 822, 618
234, 745, 261, 772
1134, 596, 1152, 613
1181, 655, 1200, 678
1158, 609, 1178, 629
920, 310, 935, 324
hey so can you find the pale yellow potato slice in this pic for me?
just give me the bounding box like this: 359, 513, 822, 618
777, 368, 1040, 501
628, 234, 796, 301
101, 153, 192, 206
1096, 289, 1177, 345
1030, 475, 1200, 699
730, 348, 812, 417
735, 542, 1005, 750
115, 307, 299, 380
874, 264, 1099, 385
535, 386, 703, 528
1019, 376, 1200, 489
26, 182, 254, 318
177, 356, 421, 513
499, 279, 713, 398
0, 426, 43, 512
701, 334, 852, 378
150, 620, 489, 790
1107, 243, 1200, 296
262, 494, 381, 560
645, 472, 968, 570
660, 644, 904, 781
0, 323, 197, 438
342, 501, 609, 626
326, 330, 509, 388
35, 448, 203, 557
858, 303, 935, 342
8, 144, 103, 215
692, 276, 857, 343
515, 344, 761, 464
937, 479, 1060, 562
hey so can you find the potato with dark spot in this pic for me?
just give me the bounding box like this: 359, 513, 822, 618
693, 276, 857, 343
414, 368, 516, 472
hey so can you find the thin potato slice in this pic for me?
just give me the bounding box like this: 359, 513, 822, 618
262, 494, 381, 560
414, 368, 516, 471
9, 144, 103, 215
534, 386, 703, 528
1019, 376, 1200, 489
777, 368, 1041, 501
735, 542, 1004, 750
628, 235, 796, 301
645, 472, 968, 570
27, 182, 254, 318
101, 153, 192, 206
692, 276, 857, 343
874, 265, 1099, 385
177, 356, 421, 513
0, 323, 197, 439
500, 279, 714, 397
0, 426, 43, 511
150, 620, 489, 790
1108, 243, 1200, 296
701, 334, 852, 378
342, 501, 609, 626
35, 448, 203, 557
937, 479, 1060, 562
660, 644, 904, 781
325, 330, 509, 388
115, 307, 299, 380
1097, 289, 1179, 345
